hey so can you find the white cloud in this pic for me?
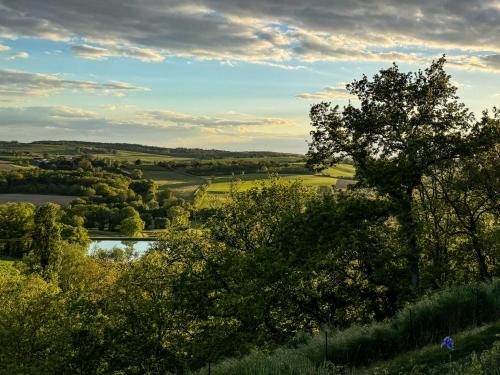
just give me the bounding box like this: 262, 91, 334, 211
0, 0, 498, 70
135, 110, 292, 128
7, 51, 28, 60
0, 44, 10, 52
296, 85, 356, 100
446, 54, 500, 73
47, 106, 98, 120
0, 69, 148, 97
71, 44, 165, 62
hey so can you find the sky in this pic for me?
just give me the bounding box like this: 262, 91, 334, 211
0, 0, 499, 153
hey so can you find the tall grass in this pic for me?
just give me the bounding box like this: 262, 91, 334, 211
193, 280, 500, 374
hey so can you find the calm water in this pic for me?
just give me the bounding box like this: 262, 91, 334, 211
89, 240, 154, 256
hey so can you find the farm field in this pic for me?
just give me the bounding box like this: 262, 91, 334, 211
205, 173, 338, 194
0, 160, 27, 171
323, 163, 355, 177
0, 194, 77, 206
139, 163, 355, 203
91, 150, 192, 164
141, 166, 208, 198
204, 163, 354, 194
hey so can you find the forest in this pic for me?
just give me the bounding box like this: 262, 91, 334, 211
0, 58, 498, 374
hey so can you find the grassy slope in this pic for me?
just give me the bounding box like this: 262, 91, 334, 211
192, 322, 500, 375
192, 281, 500, 375
361, 320, 500, 374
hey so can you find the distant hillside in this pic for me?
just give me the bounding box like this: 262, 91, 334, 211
21, 140, 303, 159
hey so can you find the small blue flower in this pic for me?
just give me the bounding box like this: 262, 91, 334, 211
441, 336, 454, 350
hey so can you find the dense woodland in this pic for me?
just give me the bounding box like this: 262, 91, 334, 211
0, 58, 498, 374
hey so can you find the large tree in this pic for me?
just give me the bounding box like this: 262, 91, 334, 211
306, 57, 493, 288
31, 203, 63, 279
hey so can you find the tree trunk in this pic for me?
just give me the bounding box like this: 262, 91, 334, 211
398, 192, 420, 290
471, 234, 491, 281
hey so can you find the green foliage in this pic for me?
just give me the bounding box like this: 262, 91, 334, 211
306, 57, 499, 288
167, 204, 190, 228
0, 202, 90, 262
208, 176, 314, 252
0, 202, 35, 257
29, 203, 63, 278
0, 268, 70, 374
119, 216, 145, 237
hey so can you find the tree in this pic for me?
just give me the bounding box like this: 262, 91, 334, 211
207, 177, 314, 252
78, 159, 93, 171
273, 191, 406, 326
432, 144, 499, 281
166, 205, 190, 229
0, 202, 35, 257
119, 216, 145, 237
0, 270, 71, 373
119, 206, 141, 221
30, 203, 63, 278
307, 57, 487, 288
132, 169, 143, 179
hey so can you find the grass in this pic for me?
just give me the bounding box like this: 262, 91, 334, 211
203, 164, 353, 194
140, 166, 208, 198
0, 193, 78, 206
362, 320, 500, 374
323, 164, 355, 178
192, 280, 500, 375
141, 164, 353, 202
0, 256, 17, 275
205, 174, 338, 194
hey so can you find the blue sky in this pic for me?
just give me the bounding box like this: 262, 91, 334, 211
0, 1, 499, 153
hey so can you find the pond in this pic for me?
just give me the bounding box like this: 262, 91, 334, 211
88, 240, 155, 257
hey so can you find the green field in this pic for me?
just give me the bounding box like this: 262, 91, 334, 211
204, 163, 354, 194
140, 166, 208, 198
92, 150, 192, 164
205, 173, 338, 194
323, 163, 355, 177
139, 163, 355, 204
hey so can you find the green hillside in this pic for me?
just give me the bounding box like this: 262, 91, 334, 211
192, 281, 500, 375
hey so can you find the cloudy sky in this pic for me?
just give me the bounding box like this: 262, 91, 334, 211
0, 0, 499, 153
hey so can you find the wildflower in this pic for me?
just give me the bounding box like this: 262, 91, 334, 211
441, 336, 454, 350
